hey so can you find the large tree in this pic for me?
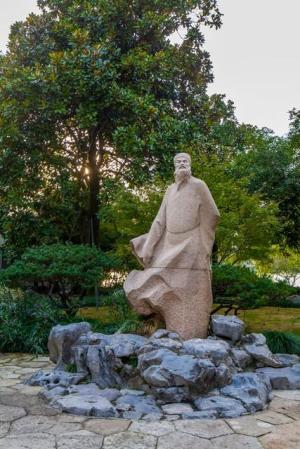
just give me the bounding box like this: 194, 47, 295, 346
229, 125, 300, 250
0, 0, 231, 255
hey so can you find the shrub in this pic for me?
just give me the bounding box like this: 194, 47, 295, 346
0, 288, 66, 354
263, 331, 300, 355
0, 243, 117, 316
212, 264, 296, 310
101, 289, 141, 333
0, 287, 118, 354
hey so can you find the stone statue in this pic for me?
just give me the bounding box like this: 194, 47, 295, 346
124, 153, 220, 340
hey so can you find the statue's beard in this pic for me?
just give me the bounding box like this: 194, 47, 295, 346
174, 167, 192, 184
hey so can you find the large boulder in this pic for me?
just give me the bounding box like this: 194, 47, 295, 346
194, 394, 247, 418
76, 332, 148, 358
48, 322, 91, 370
27, 370, 86, 388
230, 347, 253, 370
274, 353, 300, 367
52, 394, 117, 417
211, 315, 244, 343
256, 364, 300, 389
106, 333, 148, 358
242, 333, 283, 368
220, 372, 272, 413
115, 394, 160, 415
183, 338, 233, 367
85, 344, 123, 389
138, 348, 231, 393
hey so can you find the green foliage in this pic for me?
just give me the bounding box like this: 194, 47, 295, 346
100, 154, 280, 268
212, 264, 296, 309
0, 288, 65, 354
0, 286, 119, 353
230, 127, 300, 249
192, 154, 280, 264
101, 288, 141, 332
64, 363, 77, 373
0, 243, 117, 315
0, 0, 228, 254
257, 246, 300, 287
263, 331, 300, 355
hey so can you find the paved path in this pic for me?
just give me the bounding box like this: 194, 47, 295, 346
0, 354, 299, 448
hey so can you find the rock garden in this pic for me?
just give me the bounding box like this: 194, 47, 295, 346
27, 315, 300, 421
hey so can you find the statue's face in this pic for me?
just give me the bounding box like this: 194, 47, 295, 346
174, 155, 191, 172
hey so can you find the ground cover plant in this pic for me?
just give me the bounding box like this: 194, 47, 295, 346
263, 331, 300, 355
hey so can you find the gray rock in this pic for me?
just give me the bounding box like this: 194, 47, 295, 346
182, 410, 218, 419
99, 388, 121, 401
242, 333, 283, 368
86, 344, 123, 389
39, 386, 69, 401
120, 389, 145, 396
68, 383, 101, 396
73, 345, 89, 373
139, 348, 231, 392
122, 411, 143, 420
150, 329, 181, 340
76, 331, 109, 346
145, 338, 183, 352
230, 348, 253, 370
220, 372, 272, 413
274, 353, 300, 367
161, 403, 194, 415
142, 413, 163, 421
115, 403, 131, 412
256, 364, 300, 389
116, 394, 161, 415
48, 322, 91, 370
194, 394, 247, 418
69, 384, 121, 402
52, 394, 117, 417
26, 370, 86, 388
107, 334, 148, 358
211, 315, 244, 342
243, 333, 266, 345
183, 338, 233, 366
151, 387, 190, 403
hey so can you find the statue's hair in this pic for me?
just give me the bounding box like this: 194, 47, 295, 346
173, 152, 191, 164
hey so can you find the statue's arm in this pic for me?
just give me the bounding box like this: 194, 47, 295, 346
199, 181, 220, 257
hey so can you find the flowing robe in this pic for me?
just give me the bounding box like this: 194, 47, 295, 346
124, 176, 220, 339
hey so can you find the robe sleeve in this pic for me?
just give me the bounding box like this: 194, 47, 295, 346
130, 188, 169, 267
199, 181, 220, 258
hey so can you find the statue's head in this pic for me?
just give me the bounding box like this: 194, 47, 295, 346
174, 153, 191, 183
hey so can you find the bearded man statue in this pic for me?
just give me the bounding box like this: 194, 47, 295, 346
124, 153, 220, 339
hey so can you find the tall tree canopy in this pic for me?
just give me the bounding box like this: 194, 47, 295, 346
229, 125, 300, 250
0, 0, 234, 256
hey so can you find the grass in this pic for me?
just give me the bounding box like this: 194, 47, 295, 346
238, 307, 300, 336
78, 305, 300, 336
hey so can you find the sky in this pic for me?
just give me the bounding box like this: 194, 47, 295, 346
0, 0, 299, 136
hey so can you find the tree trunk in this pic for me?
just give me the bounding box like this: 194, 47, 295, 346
88, 129, 100, 247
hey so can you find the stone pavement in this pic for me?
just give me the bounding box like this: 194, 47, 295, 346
0, 354, 300, 449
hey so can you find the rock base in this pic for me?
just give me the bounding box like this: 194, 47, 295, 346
26, 316, 300, 421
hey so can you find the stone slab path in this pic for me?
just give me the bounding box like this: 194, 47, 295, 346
0, 354, 299, 449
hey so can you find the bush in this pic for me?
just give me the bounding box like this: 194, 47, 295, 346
0, 243, 118, 316
263, 331, 300, 355
101, 289, 141, 333
212, 264, 296, 310
0, 288, 66, 354
0, 287, 117, 354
